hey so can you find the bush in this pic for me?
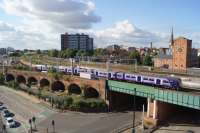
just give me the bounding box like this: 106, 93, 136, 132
7, 81, 19, 90
63, 96, 73, 107
88, 101, 97, 108
0, 73, 4, 85
71, 100, 86, 109
14, 65, 30, 71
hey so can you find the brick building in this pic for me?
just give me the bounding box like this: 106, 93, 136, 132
154, 29, 198, 70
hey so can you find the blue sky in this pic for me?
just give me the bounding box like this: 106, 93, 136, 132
94, 0, 200, 32
0, 0, 199, 49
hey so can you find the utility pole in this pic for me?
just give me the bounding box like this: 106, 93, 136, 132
132, 88, 136, 133
142, 104, 145, 131
135, 59, 137, 72
29, 56, 32, 71
71, 58, 74, 76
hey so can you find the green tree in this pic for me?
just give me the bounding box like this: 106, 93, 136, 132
9, 52, 22, 57
143, 54, 153, 66
93, 48, 105, 57
36, 49, 41, 54
48, 49, 59, 57
60, 49, 77, 58
129, 50, 141, 64
76, 50, 84, 57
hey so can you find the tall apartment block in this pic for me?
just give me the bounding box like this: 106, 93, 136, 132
61, 33, 93, 51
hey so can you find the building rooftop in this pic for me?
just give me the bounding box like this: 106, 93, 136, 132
174, 36, 191, 41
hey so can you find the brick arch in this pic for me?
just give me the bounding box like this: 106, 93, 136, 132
83, 86, 99, 98
6, 74, 15, 82
40, 78, 50, 87
68, 83, 81, 95
16, 75, 26, 84
51, 81, 65, 92
28, 77, 38, 85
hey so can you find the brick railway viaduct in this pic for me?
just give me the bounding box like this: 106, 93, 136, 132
5, 70, 106, 99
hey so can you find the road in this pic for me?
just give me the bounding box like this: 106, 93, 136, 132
0, 86, 142, 133
0, 86, 55, 133
37, 111, 142, 133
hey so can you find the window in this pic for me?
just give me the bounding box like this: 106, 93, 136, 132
163, 80, 169, 83
149, 78, 154, 81
143, 77, 148, 80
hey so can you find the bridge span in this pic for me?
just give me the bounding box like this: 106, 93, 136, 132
106, 80, 200, 125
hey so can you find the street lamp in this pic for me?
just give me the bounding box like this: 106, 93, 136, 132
29, 119, 32, 133
32, 116, 36, 130
52, 120, 55, 133
2, 124, 6, 133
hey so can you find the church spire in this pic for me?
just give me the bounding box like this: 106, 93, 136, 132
170, 27, 174, 46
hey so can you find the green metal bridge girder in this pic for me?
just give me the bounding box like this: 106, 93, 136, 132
107, 80, 200, 110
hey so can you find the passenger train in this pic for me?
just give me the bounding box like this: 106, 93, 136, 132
34, 64, 181, 90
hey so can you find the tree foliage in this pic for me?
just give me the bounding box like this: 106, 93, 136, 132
129, 50, 141, 64
143, 54, 153, 66
48, 49, 59, 57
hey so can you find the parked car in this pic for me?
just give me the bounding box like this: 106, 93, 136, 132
2, 110, 12, 118
0, 106, 7, 111
6, 117, 15, 128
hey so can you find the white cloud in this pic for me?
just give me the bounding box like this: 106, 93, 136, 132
0, 21, 57, 49
0, 0, 101, 49
1, 0, 101, 30
0, 21, 15, 32
94, 20, 166, 48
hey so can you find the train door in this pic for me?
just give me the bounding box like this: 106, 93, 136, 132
96, 71, 98, 76
74, 69, 77, 74
156, 79, 161, 85
108, 73, 111, 79
137, 76, 141, 82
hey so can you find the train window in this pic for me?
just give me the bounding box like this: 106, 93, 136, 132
131, 76, 136, 78
143, 77, 148, 80
126, 75, 130, 78
149, 78, 154, 81
163, 80, 169, 83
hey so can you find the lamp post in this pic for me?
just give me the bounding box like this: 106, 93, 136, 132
52, 120, 55, 133
71, 58, 74, 76
2, 124, 6, 133
32, 116, 36, 130
132, 88, 136, 133
29, 119, 32, 133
